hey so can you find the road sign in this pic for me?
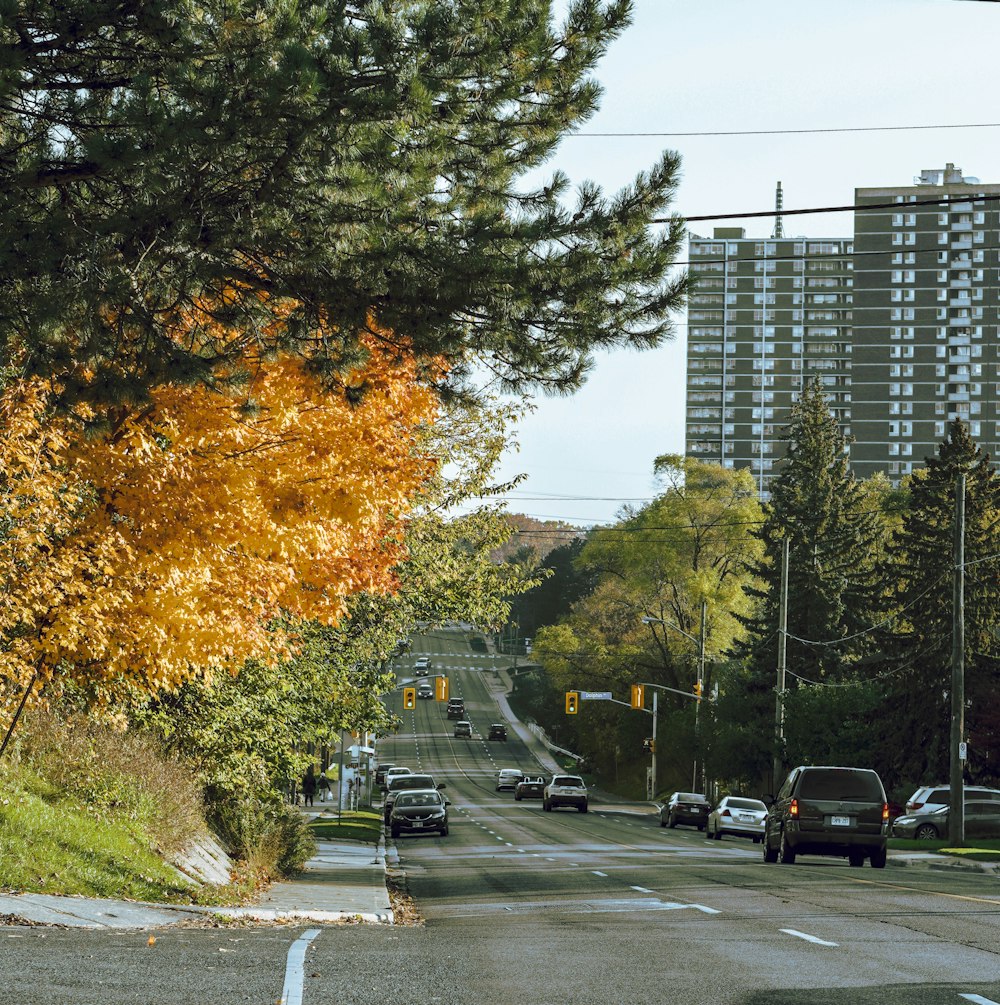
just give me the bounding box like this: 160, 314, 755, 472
580, 691, 612, 700
959, 741, 968, 761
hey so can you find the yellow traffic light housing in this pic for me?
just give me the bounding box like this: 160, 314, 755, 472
693, 681, 703, 700
435, 675, 449, 701
630, 684, 645, 710
565, 691, 579, 715
403, 687, 416, 709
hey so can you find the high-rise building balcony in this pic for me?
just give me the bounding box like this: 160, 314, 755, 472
951, 220, 974, 232
951, 238, 973, 250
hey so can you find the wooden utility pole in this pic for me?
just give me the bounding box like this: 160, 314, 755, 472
950, 473, 966, 846
773, 537, 789, 793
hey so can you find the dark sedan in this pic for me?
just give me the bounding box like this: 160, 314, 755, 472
514, 776, 545, 801
389, 790, 450, 838
660, 791, 711, 830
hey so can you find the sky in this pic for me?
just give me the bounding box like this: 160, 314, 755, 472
493, 0, 1000, 526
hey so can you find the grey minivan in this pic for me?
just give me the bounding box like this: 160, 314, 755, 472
762, 765, 889, 868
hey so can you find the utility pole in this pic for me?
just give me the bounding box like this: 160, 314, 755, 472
950, 473, 966, 846
651, 689, 658, 799
773, 537, 789, 793
692, 600, 707, 792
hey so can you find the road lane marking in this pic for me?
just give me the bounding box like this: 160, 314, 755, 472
960, 996, 1000, 1004
780, 929, 838, 947
631, 886, 653, 893
592, 871, 608, 877
279, 928, 322, 1005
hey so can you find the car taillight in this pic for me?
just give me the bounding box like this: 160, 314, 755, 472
722, 808, 731, 818
882, 802, 889, 823
910, 803, 923, 811
789, 798, 799, 818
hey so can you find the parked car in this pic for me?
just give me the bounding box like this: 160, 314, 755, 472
380, 766, 412, 791
905, 784, 1000, 815
488, 723, 508, 741
660, 792, 711, 831
706, 796, 767, 842
892, 799, 1000, 840
389, 790, 450, 838
382, 773, 445, 823
762, 765, 888, 868
514, 776, 546, 801
454, 720, 473, 738
543, 775, 588, 813
495, 768, 523, 791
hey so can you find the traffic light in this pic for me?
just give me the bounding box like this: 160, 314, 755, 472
565, 691, 579, 715
630, 684, 645, 710
693, 681, 703, 700
642, 737, 655, 753
403, 687, 416, 709
435, 675, 449, 701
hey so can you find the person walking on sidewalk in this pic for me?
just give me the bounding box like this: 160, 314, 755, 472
301, 765, 317, 807
318, 770, 330, 803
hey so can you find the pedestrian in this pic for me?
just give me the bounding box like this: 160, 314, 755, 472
301, 765, 317, 807
318, 770, 330, 803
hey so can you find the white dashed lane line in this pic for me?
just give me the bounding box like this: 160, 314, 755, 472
780, 929, 838, 947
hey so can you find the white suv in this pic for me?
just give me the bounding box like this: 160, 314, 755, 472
543, 774, 588, 813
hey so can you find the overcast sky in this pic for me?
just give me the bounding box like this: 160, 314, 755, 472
494, 0, 1000, 525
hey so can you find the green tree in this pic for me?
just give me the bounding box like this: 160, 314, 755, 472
879, 420, 1000, 790
0, 1, 687, 411
731, 379, 892, 785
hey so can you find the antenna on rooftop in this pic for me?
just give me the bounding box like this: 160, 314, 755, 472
772, 181, 784, 239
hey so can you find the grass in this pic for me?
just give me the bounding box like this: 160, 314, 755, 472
889, 836, 1000, 861
309, 809, 382, 843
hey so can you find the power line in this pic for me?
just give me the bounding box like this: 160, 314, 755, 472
574, 122, 1000, 139
668, 192, 1000, 225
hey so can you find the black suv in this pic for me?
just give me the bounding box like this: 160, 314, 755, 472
446, 699, 465, 720
487, 723, 508, 741
763, 765, 888, 868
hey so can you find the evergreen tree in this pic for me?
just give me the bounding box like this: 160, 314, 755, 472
879, 420, 1000, 789
0, 1, 687, 413
732, 378, 890, 782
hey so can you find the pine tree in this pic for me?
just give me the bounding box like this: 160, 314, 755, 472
732, 378, 890, 779
879, 420, 1000, 789
0, 1, 687, 413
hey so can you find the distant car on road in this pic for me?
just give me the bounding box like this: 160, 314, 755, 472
417, 682, 434, 699
543, 774, 588, 813
383, 773, 445, 823
413, 656, 432, 677
454, 720, 473, 738
389, 790, 450, 839
380, 766, 412, 791
487, 723, 508, 741
514, 776, 545, 801
446, 699, 465, 720
374, 763, 397, 787
706, 796, 767, 842
495, 768, 523, 791
660, 792, 711, 831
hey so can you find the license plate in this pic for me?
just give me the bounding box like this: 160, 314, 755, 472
831, 815, 851, 826
411, 822, 424, 828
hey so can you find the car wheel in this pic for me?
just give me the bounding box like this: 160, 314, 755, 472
579, 804, 587, 813
391, 826, 400, 839
713, 827, 722, 841
778, 830, 796, 865
667, 814, 677, 829
698, 824, 705, 832
440, 824, 449, 836
915, 823, 939, 840
753, 836, 761, 844
870, 846, 887, 869
659, 817, 666, 828
763, 836, 778, 863
849, 851, 864, 868
543, 800, 552, 812
514, 794, 522, 801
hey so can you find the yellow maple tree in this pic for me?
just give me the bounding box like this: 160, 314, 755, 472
0, 342, 437, 704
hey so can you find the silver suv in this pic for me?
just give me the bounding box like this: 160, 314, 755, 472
543, 774, 588, 813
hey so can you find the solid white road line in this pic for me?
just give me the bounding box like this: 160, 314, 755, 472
960, 996, 1000, 1004
780, 929, 838, 947
631, 886, 654, 893
592, 871, 608, 877
279, 928, 322, 1005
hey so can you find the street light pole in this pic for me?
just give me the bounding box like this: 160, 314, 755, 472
651, 689, 658, 798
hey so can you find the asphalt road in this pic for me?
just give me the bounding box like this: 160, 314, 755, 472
4, 628, 1000, 1004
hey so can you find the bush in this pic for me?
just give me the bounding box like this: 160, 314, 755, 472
208, 796, 315, 879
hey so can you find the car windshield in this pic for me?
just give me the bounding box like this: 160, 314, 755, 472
396, 792, 442, 807
797, 770, 883, 801
391, 775, 435, 790
728, 798, 766, 811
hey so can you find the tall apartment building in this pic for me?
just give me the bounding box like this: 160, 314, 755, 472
685, 165, 1000, 494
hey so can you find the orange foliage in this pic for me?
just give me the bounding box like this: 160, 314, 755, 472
0, 345, 437, 698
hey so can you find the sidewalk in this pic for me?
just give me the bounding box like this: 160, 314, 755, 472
0, 828, 393, 930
